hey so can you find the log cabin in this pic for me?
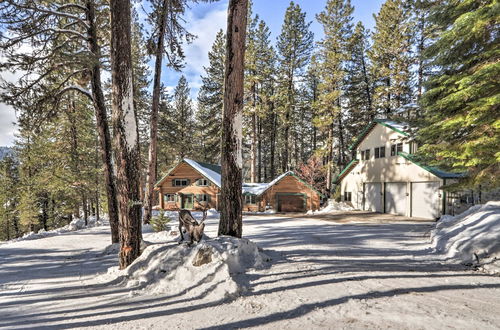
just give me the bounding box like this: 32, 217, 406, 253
153, 159, 322, 212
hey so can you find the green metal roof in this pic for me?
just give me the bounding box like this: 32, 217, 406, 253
398, 152, 465, 179
348, 119, 410, 151
334, 159, 359, 183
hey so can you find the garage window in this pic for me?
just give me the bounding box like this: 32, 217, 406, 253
344, 192, 352, 202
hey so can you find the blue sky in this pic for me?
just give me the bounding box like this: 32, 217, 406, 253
161, 0, 384, 97
0, 0, 384, 146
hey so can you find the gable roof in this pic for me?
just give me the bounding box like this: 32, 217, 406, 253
334, 159, 359, 184
253, 171, 324, 198
155, 158, 222, 188
155, 160, 324, 197
398, 152, 465, 179
349, 119, 410, 151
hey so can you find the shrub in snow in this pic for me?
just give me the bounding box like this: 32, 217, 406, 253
150, 211, 172, 232
431, 201, 500, 274
100, 236, 268, 300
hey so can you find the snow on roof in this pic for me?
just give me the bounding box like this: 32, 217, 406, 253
376, 119, 410, 134
184, 158, 222, 187
242, 183, 269, 195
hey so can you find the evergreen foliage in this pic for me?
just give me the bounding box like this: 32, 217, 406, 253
418, 0, 500, 189
369, 0, 414, 115
275, 1, 314, 171
196, 30, 225, 164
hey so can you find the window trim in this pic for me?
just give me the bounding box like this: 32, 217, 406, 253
197, 178, 210, 186
164, 193, 175, 203
173, 178, 189, 187
245, 194, 257, 205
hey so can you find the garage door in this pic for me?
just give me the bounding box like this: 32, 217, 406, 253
277, 195, 305, 212
411, 182, 441, 219
385, 183, 407, 216
364, 183, 382, 212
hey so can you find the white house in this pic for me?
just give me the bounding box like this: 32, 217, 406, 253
337, 119, 463, 219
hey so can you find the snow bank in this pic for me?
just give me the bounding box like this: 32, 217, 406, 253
2, 216, 105, 245
307, 200, 354, 215
431, 201, 500, 274
100, 236, 268, 300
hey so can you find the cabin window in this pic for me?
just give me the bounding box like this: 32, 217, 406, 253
196, 178, 210, 186
364, 149, 370, 160
344, 192, 352, 202
164, 194, 175, 203
195, 194, 210, 203
173, 179, 189, 186
390, 143, 403, 156
245, 195, 257, 204
375, 146, 385, 158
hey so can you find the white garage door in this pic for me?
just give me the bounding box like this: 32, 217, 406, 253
411, 182, 441, 219
385, 183, 407, 216
364, 183, 382, 212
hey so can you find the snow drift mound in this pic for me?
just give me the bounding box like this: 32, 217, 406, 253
2, 216, 105, 245
307, 199, 354, 215
431, 201, 500, 274
101, 237, 269, 300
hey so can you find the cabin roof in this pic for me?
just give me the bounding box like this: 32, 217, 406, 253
155, 158, 222, 188
252, 171, 324, 198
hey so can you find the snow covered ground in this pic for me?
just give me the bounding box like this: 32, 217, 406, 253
1, 211, 500, 329
431, 201, 500, 274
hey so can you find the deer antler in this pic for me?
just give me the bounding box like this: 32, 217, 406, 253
200, 205, 209, 224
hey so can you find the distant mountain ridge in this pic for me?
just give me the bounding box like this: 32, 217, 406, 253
0, 146, 14, 160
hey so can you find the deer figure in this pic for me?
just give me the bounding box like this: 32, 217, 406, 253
178, 207, 208, 245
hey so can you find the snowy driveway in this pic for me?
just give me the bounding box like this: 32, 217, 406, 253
1, 214, 500, 329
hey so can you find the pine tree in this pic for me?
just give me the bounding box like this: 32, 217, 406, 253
196, 30, 225, 164
110, 0, 142, 269
344, 21, 374, 139
369, 0, 414, 115
418, 0, 500, 189
276, 1, 314, 172
0, 155, 20, 240
219, 0, 248, 238
171, 76, 195, 159
315, 0, 354, 195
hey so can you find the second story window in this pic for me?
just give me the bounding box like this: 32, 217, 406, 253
197, 178, 210, 186
375, 146, 385, 158
173, 179, 189, 186
391, 143, 403, 156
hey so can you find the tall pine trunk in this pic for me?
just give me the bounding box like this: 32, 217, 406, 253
143, 0, 168, 225
86, 0, 120, 243
110, 0, 142, 269
250, 112, 257, 183
219, 0, 248, 238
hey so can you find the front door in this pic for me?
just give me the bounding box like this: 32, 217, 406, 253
182, 194, 194, 209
